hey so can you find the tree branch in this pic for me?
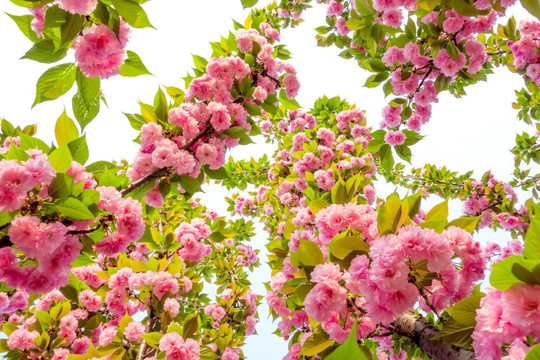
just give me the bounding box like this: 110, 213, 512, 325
136, 306, 155, 360
392, 312, 475, 360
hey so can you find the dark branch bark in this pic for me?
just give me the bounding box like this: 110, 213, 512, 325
0, 235, 11, 249
392, 312, 475, 360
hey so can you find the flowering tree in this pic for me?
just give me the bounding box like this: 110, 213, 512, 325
1, 0, 540, 359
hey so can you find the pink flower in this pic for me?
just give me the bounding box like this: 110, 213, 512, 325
55, 0, 98, 15
327, 0, 344, 16
283, 74, 300, 98
164, 298, 180, 318
124, 321, 145, 342
382, 9, 403, 28
221, 347, 239, 360
7, 329, 39, 350
433, 48, 467, 77
159, 332, 200, 360
208, 102, 231, 132
72, 24, 127, 79
311, 263, 342, 283
303, 281, 348, 323
98, 326, 117, 347
384, 130, 406, 146
79, 289, 102, 312
336, 17, 350, 36
29, 7, 45, 37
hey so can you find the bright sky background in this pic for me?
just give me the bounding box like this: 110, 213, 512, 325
0, 1, 536, 359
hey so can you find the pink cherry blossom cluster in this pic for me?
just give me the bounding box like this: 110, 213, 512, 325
175, 218, 212, 262
377, 9, 497, 136
0, 288, 29, 317
4, 216, 81, 293
72, 21, 131, 79
345, 225, 486, 324
462, 174, 522, 231
0, 155, 55, 212
315, 203, 379, 244
509, 20, 540, 85
93, 186, 145, 256
472, 284, 540, 359
55, 0, 98, 15
159, 332, 199, 360
128, 24, 298, 200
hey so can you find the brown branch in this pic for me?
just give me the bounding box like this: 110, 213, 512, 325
136, 306, 155, 360
409, 272, 444, 323
393, 312, 475, 360
0, 235, 11, 249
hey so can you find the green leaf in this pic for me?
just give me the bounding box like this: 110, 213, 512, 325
300, 333, 335, 356
33, 63, 76, 107
192, 54, 208, 71
9, 0, 50, 8
378, 192, 401, 235
450, 0, 479, 16
178, 175, 203, 194
331, 178, 349, 204
425, 200, 448, 222
6, 13, 39, 42
50, 301, 71, 321
98, 167, 123, 188
430, 318, 475, 348
73, 69, 100, 130
241, 0, 258, 8
521, 0, 540, 21
119, 50, 152, 77
183, 313, 199, 339
48, 144, 73, 173
308, 199, 330, 215
290, 238, 324, 268
446, 42, 459, 61
525, 343, 540, 360
1, 119, 16, 136
394, 144, 411, 162
279, 90, 301, 110
48, 174, 73, 199
379, 144, 395, 173
5, 139, 30, 161
326, 320, 368, 360
445, 294, 484, 326
59, 284, 79, 303
512, 262, 540, 285
490, 255, 540, 290
140, 332, 163, 349
22, 40, 68, 63
244, 102, 262, 116
329, 236, 370, 260
55, 109, 79, 146
524, 213, 540, 259
203, 165, 229, 180
447, 216, 480, 234
153, 87, 168, 121
124, 113, 146, 130
18, 133, 50, 153
54, 198, 95, 221
68, 135, 89, 165
111, 0, 154, 28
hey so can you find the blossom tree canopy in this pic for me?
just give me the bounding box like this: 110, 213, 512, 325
1, 0, 540, 359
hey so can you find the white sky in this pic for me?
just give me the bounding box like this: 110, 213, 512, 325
0, 1, 536, 359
